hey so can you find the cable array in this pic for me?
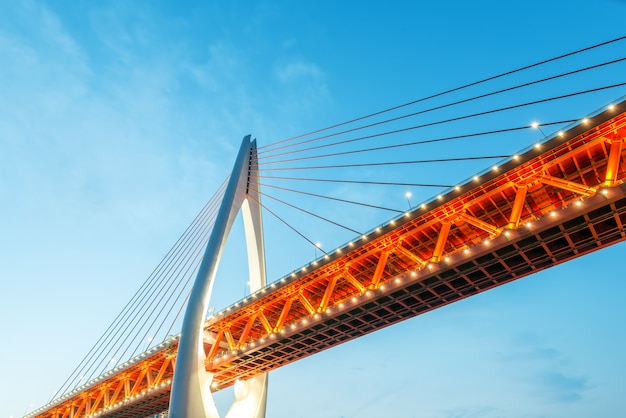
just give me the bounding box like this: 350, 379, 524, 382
51, 177, 229, 400
259, 35, 626, 153
52, 35, 626, 401
250, 36, 626, 256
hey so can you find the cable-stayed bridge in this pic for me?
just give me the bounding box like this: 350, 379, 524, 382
25, 38, 626, 418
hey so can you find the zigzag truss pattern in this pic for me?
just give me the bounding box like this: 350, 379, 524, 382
31, 100, 626, 418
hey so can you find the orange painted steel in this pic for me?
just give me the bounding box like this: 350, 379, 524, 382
203, 101, 626, 389
34, 344, 177, 418
31, 101, 626, 418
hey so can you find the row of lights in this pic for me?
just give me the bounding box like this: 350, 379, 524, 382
210, 175, 612, 370
79, 185, 610, 406
27, 336, 180, 417
213, 233, 519, 363
212, 282, 403, 363
216, 198, 604, 357
209, 101, 620, 341
31, 102, 621, 416
85, 380, 172, 417
29, 378, 173, 418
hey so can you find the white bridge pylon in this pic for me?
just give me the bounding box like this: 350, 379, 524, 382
170, 135, 268, 418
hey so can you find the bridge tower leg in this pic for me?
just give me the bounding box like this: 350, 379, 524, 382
169, 135, 268, 418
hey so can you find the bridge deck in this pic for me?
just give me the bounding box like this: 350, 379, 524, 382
32, 100, 626, 418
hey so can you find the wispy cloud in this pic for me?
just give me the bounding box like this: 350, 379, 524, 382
534, 371, 590, 403
276, 61, 323, 82
444, 406, 496, 418
498, 333, 591, 404
274, 60, 331, 118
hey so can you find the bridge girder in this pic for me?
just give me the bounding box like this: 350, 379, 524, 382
29, 102, 626, 418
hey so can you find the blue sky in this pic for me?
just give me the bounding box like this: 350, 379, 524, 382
1, 1, 626, 417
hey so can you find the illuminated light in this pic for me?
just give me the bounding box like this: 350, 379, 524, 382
534, 143, 541, 149
463, 248, 470, 254
427, 263, 433, 269
473, 175, 479, 181
390, 219, 395, 225
349, 241, 354, 246
601, 189, 609, 195
325, 255, 330, 259
411, 271, 417, 277
352, 297, 358, 302
365, 290, 372, 296
608, 104, 616, 110
339, 303, 344, 308
260, 338, 265, 343
380, 284, 386, 290
211, 382, 218, 389
531, 121, 539, 128
362, 234, 367, 240
582, 117, 589, 124
314, 313, 320, 319
394, 277, 401, 283
313, 261, 318, 266
271, 283, 276, 288
316, 242, 322, 248
437, 194, 443, 200
575, 200, 582, 206
301, 267, 307, 272
444, 256, 450, 262
526, 222, 532, 227
455, 186, 460, 191
376, 227, 382, 232
405, 192, 412, 198
291, 273, 296, 277
492, 166, 498, 171
326, 307, 332, 313
484, 239, 490, 245
405, 212, 410, 217
550, 211, 557, 217
270, 333, 276, 339
513, 154, 519, 160
504, 231, 510, 237
558, 131, 564, 137
336, 248, 342, 254
290, 324, 296, 329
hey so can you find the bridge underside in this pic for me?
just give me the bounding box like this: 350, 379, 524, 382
31, 102, 626, 418
73, 181, 626, 418
206, 103, 626, 390
213, 183, 626, 386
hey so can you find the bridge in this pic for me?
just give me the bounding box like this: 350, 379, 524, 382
25, 43, 626, 417
27, 98, 626, 417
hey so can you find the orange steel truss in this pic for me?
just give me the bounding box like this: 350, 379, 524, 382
34, 344, 176, 417
32, 100, 626, 418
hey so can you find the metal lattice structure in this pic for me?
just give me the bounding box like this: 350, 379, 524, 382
29, 99, 626, 418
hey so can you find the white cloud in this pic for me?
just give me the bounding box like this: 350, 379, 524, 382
276, 61, 323, 83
